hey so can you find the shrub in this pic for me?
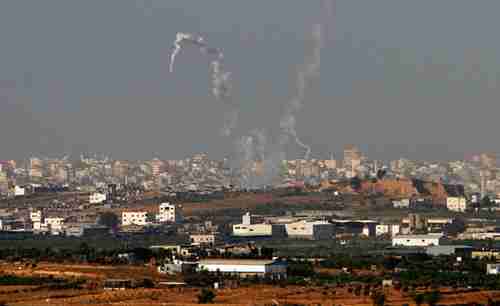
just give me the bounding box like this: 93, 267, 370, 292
197, 288, 216, 304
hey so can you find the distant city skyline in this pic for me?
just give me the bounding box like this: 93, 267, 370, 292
1, 1, 500, 160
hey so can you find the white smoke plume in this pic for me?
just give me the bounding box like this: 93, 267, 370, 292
280, 24, 322, 160
233, 129, 285, 189
211, 60, 238, 137
169, 32, 238, 137
234, 134, 255, 189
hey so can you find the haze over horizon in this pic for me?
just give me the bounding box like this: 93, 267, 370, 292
1, 0, 500, 161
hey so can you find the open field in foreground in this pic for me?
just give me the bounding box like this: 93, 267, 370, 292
0, 262, 499, 305
1, 285, 500, 306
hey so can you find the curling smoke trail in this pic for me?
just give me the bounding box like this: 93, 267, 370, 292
169, 32, 205, 73
280, 24, 322, 160
169, 32, 238, 137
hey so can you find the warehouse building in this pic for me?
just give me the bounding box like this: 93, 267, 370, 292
197, 259, 287, 279
392, 234, 443, 247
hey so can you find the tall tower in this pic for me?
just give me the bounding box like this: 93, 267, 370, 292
480, 153, 496, 197
344, 145, 361, 178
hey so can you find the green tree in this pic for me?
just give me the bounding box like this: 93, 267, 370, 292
98, 212, 119, 229
371, 291, 385, 306
197, 288, 216, 304
443, 217, 466, 236
424, 290, 440, 306
412, 293, 425, 306
481, 196, 493, 208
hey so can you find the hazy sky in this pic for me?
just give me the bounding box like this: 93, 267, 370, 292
1, 0, 500, 161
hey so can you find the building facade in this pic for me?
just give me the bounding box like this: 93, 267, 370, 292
392, 234, 442, 247
197, 259, 287, 279
447, 197, 467, 212
158, 202, 182, 223
121, 211, 148, 226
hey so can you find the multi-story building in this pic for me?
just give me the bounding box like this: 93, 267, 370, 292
89, 192, 107, 204
30, 210, 43, 230
376, 224, 401, 237
158, 202, 182, 223
45, 217, 64, 234
112, 160, 129, 180
0, 171, 8, 195
190, 233, 218, 246
29, 157, 43, 178
343, 145, 361, 178
447, 196, 468, 212
121, 211, 148, 226
150, 158, 164, 178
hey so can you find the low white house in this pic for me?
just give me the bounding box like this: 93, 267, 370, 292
197, 259, 287, 279
392, 234, 442, 247
122, 211, 148, 226
233, 223, 273, 237
447, 196, 467, 212
89, 192, 107, 204
233, 212, 273, 237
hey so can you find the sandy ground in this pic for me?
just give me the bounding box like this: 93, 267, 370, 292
3, 285, 500, 306
1, 262, 500, 305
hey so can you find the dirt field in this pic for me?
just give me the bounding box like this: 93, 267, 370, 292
0, 262, 500, 305
2, 284, 500, 306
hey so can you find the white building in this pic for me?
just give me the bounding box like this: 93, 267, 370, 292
242, 212, 251, 225
376, 224, 401, 237
13, 186, 25, 197
487, 264, 500, 275
392, 199, 410, 209
197, 259, 287, 279
447, 197, 467, 212
30, 210, 43, 231
232, 212, 273, 237
233, 223, 273, 237
392, 234, 442, 247
89, 192, 107, 204
158, 202, 182, 223
121, 211, 148, 226
190, 233, 217, 245
285, 220, 334, 240
44, 217, 64, 234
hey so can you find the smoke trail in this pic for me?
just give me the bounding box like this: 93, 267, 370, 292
211, 60, 238, 137
322, 0, 336, 41
280, 24, 322, 160
169, 32, 206, 73
169, 32, 238, 137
